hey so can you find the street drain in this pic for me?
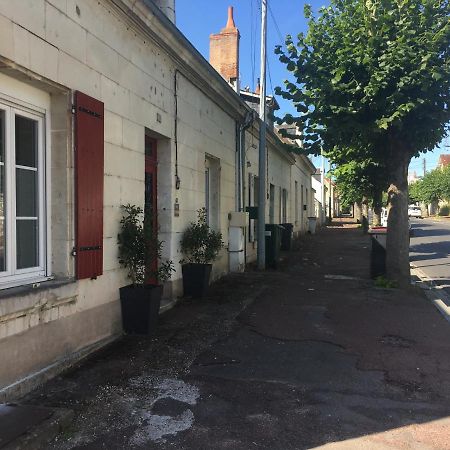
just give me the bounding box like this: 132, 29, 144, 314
380, 334, 416, 348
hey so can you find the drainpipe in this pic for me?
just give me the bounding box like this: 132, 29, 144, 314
237, 110, 256, 211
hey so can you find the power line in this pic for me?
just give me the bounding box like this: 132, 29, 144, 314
267, 55, 275, 96
267, 1, 284, 44
250, 0, 258, 90
251, 0, 275, 96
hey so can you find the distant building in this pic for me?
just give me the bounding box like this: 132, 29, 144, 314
408, 171, 421, 184
437, 154, 450, 169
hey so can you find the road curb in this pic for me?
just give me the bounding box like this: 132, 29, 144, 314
411, 265, 450, 323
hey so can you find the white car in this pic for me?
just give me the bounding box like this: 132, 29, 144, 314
380, 207, 413, 236
408, 205, 422, 218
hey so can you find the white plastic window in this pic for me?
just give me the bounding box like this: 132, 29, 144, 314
0, 101, 46, 286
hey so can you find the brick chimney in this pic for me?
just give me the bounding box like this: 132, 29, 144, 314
210, 6, 240, 90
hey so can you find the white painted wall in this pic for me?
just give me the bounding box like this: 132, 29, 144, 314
0, 0, 238, 394
242, 126, 314, 263
0, 0, 316, 395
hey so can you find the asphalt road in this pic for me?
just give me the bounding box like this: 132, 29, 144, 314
23, 226, 450, 450
410, 217, 450, 296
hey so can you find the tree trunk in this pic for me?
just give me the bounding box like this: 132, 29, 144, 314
420, 202, 428, 218
372, 190, 382, 226
362, 197, 369, 219
361, 196, 369, 233
386, 147, 411, 287
354, 202, 362, 223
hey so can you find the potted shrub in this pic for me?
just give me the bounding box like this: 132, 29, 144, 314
118, 204, 174, 335
180, 208, 224, 298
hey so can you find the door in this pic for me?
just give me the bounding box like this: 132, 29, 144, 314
269, 184, 275, 224
144, 131, 158, 284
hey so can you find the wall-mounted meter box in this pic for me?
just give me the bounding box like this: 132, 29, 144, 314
228, 212, 249, 227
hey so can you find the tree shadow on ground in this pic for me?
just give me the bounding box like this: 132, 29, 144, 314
411, 227, 450, 238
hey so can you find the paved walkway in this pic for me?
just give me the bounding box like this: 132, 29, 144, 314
16, 224, 450, 449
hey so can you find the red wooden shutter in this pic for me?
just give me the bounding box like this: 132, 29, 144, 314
74, 91, 104, 280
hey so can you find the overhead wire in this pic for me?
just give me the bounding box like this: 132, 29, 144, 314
267, 1, 285, 44
250, 0, 257, 91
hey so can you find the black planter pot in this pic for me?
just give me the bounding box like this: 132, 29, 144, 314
182, 263, 212, 298
119, 284, 163, 335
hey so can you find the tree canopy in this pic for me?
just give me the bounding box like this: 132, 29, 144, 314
275, 0, 450, 160
333, 158, 386, 208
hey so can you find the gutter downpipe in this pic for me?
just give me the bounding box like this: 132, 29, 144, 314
237, 111, 256, 212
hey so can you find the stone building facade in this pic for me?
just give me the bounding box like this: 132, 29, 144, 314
0, 0, 315, 399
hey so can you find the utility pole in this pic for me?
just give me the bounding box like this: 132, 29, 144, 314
257, 0, 267, 270
423, 158, 426, 177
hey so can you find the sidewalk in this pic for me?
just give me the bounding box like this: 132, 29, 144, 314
7, 224, 450, 449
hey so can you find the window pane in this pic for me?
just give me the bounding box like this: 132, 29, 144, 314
0, 165, 4, 218
16, 168, 37, 217
15, 115, 38, 168
0, 110, 4, 163
0, 218, 5, 272
16, 219, 38, 269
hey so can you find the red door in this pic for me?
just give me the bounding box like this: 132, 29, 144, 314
145, 134, 158, 284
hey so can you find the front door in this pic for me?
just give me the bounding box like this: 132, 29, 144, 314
144, 132, 158, 284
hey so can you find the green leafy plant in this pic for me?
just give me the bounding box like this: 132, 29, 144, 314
180, 208, 224, 264
374, 276, 398, 289
118, 204, 174, 286
410, 166, 450, 206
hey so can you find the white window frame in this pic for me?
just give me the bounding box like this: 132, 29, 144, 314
0, 98, 49, 288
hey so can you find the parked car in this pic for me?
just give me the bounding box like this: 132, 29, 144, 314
408, 205, 422, 218
381, 208, 388, 227
380, 207, 413, 236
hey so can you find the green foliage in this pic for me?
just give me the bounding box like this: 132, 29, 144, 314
441, 165, 450, 200
180, 208, 224, 264
118, 204, 175, 286
374, 275, 398, 289
408, 180, 422, 203
275, 0, 450, 159
275, 0, 450, 283
409, 166, 450, 204
333, 159, 387, 208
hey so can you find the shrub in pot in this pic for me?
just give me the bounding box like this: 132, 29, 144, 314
180, 208, 224, 298
118, 204, 174, 335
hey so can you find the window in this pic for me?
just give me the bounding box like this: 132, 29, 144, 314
306, 188, 309, 216
248, 174, 259, 242
205, 155, 220, 230
295, 181, 299, 224
269, 184, 275, 224
0, 102, 47, 286
279, 187, 282, 223
281, 188, 288, 223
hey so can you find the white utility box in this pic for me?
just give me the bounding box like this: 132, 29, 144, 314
229, 226, 245, 272
228, 211, 249, 228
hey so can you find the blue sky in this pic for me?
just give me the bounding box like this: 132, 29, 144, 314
176, 1, 449, 173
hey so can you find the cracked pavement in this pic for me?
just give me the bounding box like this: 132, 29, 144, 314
22, 223, 450, 449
